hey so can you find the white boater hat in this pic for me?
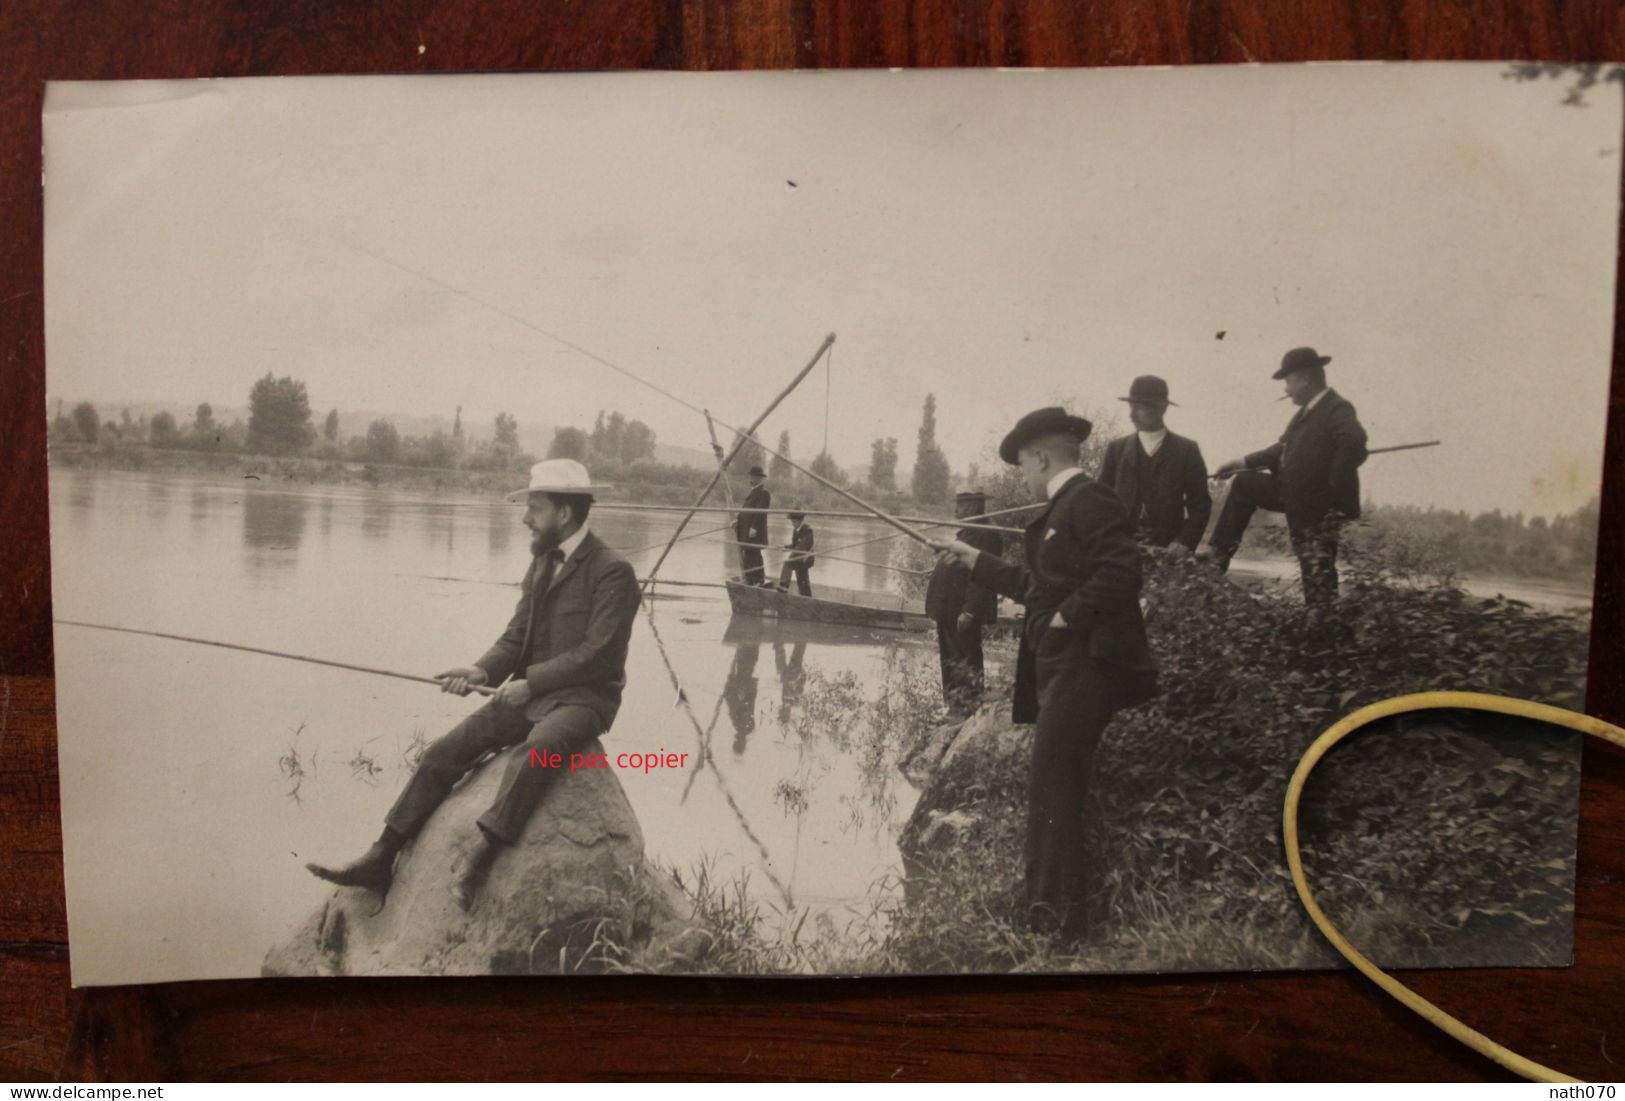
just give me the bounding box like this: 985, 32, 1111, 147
505, 458, 613, 502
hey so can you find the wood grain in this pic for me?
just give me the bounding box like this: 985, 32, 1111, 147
3, 0, 1624, 1082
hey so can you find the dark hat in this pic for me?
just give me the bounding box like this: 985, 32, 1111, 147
1119, 375, 1177, 406
955, 489, 988, 502
747, 465, 767, 477
1273, 347, 1331, 380
998, 406, 1093, 465
787, 508, 806, 521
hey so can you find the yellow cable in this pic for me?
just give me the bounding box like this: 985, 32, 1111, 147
1283, 690, 1625, 1084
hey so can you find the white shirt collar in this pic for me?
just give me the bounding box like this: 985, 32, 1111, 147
555, 520, 590, 561
1137, 428, 1168, 456
1046, 466, 1084, 500
1302, 388, 1330, 413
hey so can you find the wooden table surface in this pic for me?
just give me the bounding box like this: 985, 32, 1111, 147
3, 1, 1624, 1082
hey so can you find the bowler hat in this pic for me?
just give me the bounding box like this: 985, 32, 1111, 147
1119, 375, 1177, 406
787, 509, 806, 521
955, 490, 988, 503
1273, 347, 1331, 380
747, 465, 767, 477
998, 406, 1093, 465
504, 458, 613, 502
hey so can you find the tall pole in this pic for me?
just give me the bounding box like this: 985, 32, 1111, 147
641, 333, 835, 591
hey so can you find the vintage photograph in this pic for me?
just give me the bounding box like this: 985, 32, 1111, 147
44, 65, 1618, 983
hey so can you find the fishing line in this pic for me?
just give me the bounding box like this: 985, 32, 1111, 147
1284, 690, 1625, 1083
54, 619, 496, 695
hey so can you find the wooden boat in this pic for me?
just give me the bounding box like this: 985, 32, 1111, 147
724, 578, 935, 632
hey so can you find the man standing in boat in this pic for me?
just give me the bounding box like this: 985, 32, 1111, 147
305, 458, 642, 910
1202, 346, 1369, 618
1098, 376, 1211, 555
923, 489, 1003, 716
735, 465, 772, 586
934, 408, 1157, 940
774, 508, 816, 596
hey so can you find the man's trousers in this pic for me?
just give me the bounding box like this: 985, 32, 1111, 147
935, 618, 985, 716
777, 560, 812, 595
385, 699, 603, 845
739, 544, 766, 586
1026, 633, 1124, 939
1208, 470, 1341, 616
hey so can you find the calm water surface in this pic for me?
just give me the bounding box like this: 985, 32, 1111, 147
51, 468, 946, 982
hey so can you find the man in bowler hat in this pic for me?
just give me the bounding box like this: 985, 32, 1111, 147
305, 459, 642, 910
923, 490, 1003, 715
735, 465, 772, 586
1099, 376, 1211, 554
935, 409, 1157, 939
1206, 347, 1368, 616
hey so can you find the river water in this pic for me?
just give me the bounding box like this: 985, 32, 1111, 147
50, 468, 947, 983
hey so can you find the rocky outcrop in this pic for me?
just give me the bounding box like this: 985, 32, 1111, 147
898, 704, 1031, 872
263, 738, 706, 976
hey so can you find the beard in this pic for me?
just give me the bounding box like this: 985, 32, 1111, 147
529, 524, 560, 556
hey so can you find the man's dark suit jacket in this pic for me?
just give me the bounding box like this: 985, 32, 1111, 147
1099, 431, 1212, 551
1243, 388, 1369, 523
971, 473, 1157, 723
735, 485, 771, 547
474, 530, 642, 729
784, 521, 816, 568
924, 524, 1002, 625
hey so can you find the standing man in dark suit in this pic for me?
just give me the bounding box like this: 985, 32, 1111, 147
735, 465, 772, 587
1099, 376, 1211, 555
306, 458, 642, 910
1206, 347, 1369, 616
923, 490, 1003, 715
935, 409, 1157, 939
774, 509, 816, 595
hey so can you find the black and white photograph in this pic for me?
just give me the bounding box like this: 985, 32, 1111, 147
43, 65, 1619, 983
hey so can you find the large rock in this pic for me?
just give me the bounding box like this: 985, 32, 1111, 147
263, 738, 704, 976
898, 704, 1031, 871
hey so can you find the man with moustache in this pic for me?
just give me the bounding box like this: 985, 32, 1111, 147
1205, 347, 1369, 617
1098, 375, 1211, 555
305, 458, 642, 910
934, 408, 1157, 940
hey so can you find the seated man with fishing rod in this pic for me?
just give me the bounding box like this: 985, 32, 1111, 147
934, 408, 1158, 941
305, 458, 642, 910
1202, 346, 1368, 618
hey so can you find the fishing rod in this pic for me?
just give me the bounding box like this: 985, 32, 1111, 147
718, 538, 932, 577
54, 620, 497, 695
347, 246, 989, 559
1209, 440, 1441, 481
808, 500, 1045, 560
595, 501, 1023, 534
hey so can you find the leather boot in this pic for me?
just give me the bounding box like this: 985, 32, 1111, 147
449, 832, 501, 911
305, 841, 396, 895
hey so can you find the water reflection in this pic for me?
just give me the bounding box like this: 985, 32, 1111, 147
144, 479, 172, 524
487, 506, 512, 556
424, 503, 455, 554
774, 640, 807, 723
242, 491, 308, 574
724, 641, 760, 756
190, 486, 212, 532
361, 495, 393, 541
319, 497, 333, 540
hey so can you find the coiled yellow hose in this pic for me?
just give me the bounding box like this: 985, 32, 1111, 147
1284, 691, 1625, 1083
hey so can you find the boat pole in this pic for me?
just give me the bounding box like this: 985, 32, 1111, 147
641, 332, 836, 592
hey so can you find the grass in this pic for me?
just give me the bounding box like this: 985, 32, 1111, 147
638, 536, 1589, 975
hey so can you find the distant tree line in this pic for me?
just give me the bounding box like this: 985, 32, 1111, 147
49, 374, 539, 475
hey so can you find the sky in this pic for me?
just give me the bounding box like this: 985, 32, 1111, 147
44, 64, 1621, 516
